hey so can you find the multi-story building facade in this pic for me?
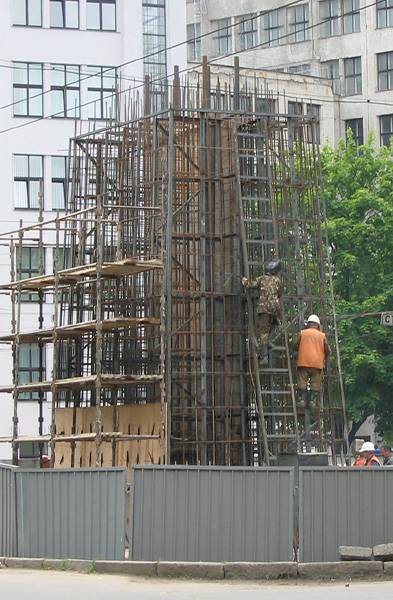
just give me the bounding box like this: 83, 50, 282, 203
0, 0, 186, 460
186, 0, 393, 146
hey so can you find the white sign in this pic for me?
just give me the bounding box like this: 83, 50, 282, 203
381, 312, 393, 326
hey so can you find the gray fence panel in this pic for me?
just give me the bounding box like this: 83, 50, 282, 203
0, 464, 18, 556
16, 468, 127, 560
130, 466, 294, 562
299, 467, 393, 562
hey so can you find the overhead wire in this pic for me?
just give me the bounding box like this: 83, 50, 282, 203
0, 0, 388, 137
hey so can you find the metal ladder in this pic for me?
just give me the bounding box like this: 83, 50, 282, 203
233, 119, 300, 463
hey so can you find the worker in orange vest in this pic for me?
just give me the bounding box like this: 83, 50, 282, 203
359, 441, 381, 466
293, 314, 330, 412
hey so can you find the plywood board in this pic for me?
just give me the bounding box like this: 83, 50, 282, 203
54, 403, 166, 477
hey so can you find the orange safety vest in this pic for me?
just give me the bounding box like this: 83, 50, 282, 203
365, 455, 381, 467
297, 328, 327, 370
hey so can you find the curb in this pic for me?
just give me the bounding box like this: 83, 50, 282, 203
1, 557, 393, 580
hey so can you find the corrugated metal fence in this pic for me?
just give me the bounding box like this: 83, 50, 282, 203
3, 463, 393, 562
0, 465, 127, 560
0, 464, 18, 557
130, 466, 295, 562
300, 467, 393, 562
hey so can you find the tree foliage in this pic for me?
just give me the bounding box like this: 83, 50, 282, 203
321, 132, 393, 436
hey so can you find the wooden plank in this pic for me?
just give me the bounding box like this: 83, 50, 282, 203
0, 258, 163, 291
0, 316, 160, 344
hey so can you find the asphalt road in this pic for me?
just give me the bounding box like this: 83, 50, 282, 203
1, 570, 393, 600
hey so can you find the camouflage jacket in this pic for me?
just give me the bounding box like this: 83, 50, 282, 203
245, 275, 282, 318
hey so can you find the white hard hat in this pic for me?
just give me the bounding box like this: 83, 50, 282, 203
307, 314, 321, 326
360, 441, 375, 453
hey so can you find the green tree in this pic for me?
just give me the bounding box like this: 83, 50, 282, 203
321, 132, 393, 438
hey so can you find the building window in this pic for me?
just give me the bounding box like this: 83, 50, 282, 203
344, 57, 362, 95
51, 157, 69, 210
288, 4, 309, 43
320, 0, 339, 36
18, 343, 45, 400
380, 114, 393, 146
378, 52, 393, 91
50, 64, 80, 118
288, 64, 311, 75
143, 0, 167, 83
14, 155, 43, 210
255, 98, 276, 114
288, 101, 303, 142
343, 0, 360, 33
263, 9, 284, 47
237, 14, 257, 50
377, 0, 393, 28
13, 0, 42, 26
87, 0, 116, 31
345, 118, 364, 145
321, 60, 340, 94
306, 104, 320, 144
187, 23, 201, 62
87, 66, 116, 119
15, 247, 42, 303
50, 0, 79, 28
212, 18, 232, 56
288, 100, 303, 115
13, 62, 43, 117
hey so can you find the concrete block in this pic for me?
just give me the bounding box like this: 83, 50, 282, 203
43, 559, 64, 570
374, 543, 393, 561
339, 546, 373, 561
224, 562, 298, 580
5, 558, 43, 569
383, 562, 393, 576
65, 559, 94, 572
157, 561, 224, 580
298, 561, 383, 580
95, 560, 157, 577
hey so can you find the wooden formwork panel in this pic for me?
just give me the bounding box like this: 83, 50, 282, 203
54, 403, 166, 479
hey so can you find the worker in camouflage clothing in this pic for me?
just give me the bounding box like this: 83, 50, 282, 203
242, 260, 282, 367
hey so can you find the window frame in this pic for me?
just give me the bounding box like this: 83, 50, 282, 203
86, 0, 116, 31
377, 0, 393, 28
51, 156, 70, 210
380, 114, 393, 146
187, 22, 201, 62
18, 342, 45, 400
15, 246, 43, 303
320, 0, 339, 37
13, 0, 42, 27
142, 0, 167, 85
14, 154, 44, 210
288, 4, 310, 43
237, 14, 258, 51
212, 18, 232, 56
343, 0, 360, 33
344, 56, 362, 95
321, 59, 341, 94
13, 62, 43, 117
377, 51, 393, 91
87, 66, 117, 120
50, 64, 81, 118
50, 0, 79, 28
345, 118, 364, 146
263, 9, 284, 47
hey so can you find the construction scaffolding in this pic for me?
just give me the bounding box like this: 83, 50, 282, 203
0, 64, 348, 472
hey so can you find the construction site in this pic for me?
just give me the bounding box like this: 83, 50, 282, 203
0, 61, 349, 478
